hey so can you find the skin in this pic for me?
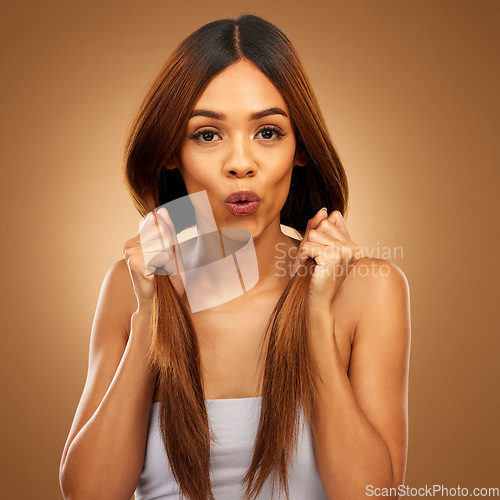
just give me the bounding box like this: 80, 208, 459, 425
164, 59, 410, 497
162, 59, 315, 400
60, 58, 410, 499
169, 58, 307, 291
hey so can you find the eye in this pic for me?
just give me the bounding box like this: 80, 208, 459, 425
188, 128, 221, 143
256, 126, 286, 141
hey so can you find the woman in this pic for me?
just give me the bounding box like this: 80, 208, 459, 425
59, 14, 411, 500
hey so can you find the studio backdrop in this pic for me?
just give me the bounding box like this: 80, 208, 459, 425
0, 1, 498, 498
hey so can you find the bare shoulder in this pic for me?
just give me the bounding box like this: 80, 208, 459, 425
348, 256, 409, 292
340, 257, 410, 338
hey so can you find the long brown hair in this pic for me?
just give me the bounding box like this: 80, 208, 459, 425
123, 14, 348, 500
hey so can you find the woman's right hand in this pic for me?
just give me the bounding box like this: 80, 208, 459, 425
122, 207, 184, 310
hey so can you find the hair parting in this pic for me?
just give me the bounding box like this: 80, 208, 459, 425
124, 13, 348, 500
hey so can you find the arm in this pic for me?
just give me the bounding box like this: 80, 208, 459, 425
59, 259, 157, 499
309, 259, 411, 499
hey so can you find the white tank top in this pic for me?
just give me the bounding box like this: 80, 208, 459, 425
134, 397, 329, 499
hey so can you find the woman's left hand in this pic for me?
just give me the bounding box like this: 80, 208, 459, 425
291, 208, 364, 310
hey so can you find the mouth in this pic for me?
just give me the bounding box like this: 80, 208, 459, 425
224, 190, 261, 217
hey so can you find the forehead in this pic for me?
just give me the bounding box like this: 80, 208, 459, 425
193, 59, 288, 113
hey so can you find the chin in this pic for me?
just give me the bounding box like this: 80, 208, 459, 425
217, 215, 264, 237
219, 216, 259, 229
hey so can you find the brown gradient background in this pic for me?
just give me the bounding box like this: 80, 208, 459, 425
1, 1, 498, 498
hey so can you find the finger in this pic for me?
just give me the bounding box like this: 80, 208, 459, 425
327, 210, 350, 239
136, 209, 175, 243
123, 222, 167, 259
136, 211, 157, 234
297, 241, 330, 267
133, 211, 173, 255
291, 240, 328, 276
151, 211, 169, 251
303, 207, 328, 242
138, 215, 176, 275
138, 220, 174, 254
307, 228, 337, 247
140, 234, 176, 273
142, 249, 176, 276
155, 207, 178, 244
314, 217, 349, 243
290, 208, 327, 276
155, 206, 187, 277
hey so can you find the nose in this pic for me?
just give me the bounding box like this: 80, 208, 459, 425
223, 138, 257, 178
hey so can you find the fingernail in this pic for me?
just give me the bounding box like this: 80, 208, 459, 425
320, 207, 327, 213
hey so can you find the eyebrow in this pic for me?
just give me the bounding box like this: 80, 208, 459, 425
188, 107, 288, 120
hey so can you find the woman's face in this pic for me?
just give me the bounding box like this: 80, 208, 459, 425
175, 58, 306, 239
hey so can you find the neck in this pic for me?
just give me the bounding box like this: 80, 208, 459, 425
176, 215, 300, 312
245, 219, 300, 291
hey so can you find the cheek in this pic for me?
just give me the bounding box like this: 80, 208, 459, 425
260, 141, 295, 173
266, 152, 295, 188
178, 153, 214, 187
265, 163, 294, 214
